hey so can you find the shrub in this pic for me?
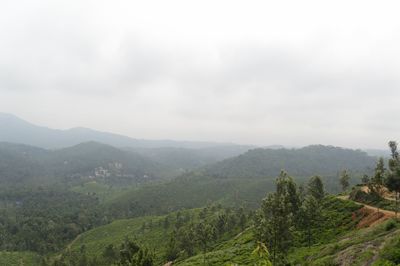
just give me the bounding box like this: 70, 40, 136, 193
385, 220, 397, 231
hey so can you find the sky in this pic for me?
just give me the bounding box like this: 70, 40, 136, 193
1, 0, 399, 149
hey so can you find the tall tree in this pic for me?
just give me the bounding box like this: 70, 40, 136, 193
386, 141, 400, 218
308, 176, 325, 201
175, 226, 196, 257
371, 157, 386, 197
340, 170, 351, 192
255, 171, 296, 265
164, 235, 179, 262
195, 222, 216, 265
300, 195, 321, 247
276, 171, 300, 217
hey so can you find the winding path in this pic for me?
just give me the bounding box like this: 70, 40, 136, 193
337, 195, 396, 226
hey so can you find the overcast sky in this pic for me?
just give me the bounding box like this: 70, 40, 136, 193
1, 0, 399, 149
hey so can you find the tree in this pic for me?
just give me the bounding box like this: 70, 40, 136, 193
300, 195, 321, 247
195, 222, 216, 265
371, 157, 386, 195
174, 226, 196, 257
118, 239, 154, 266
308, 176, 324, 201
255, 171, 296, 265
340, 170, 351, 192
215, 214, 227, 235
386, 141, 400, 218
361, 174, 370, 185
164, 235, 179, 262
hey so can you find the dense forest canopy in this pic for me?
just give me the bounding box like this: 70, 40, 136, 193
205, 145, 377, 178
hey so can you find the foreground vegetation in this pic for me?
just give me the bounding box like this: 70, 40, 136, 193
3, 140, 400, 265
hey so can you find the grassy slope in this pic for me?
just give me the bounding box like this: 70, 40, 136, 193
176, 198, 400, 266
0, 251, 41, 266
65, 197, 373, 265
71, 217, 400, 266
175, 197, 363, 266
175, 229, 258, 266
67, 208, 201, 264
290, 219, 400, 265
67, 208, 257, 266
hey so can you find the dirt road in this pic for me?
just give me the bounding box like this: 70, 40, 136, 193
337, 195, 396, 227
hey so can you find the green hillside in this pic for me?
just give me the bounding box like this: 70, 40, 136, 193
205, 145, 377, 179
175, 230, 257, 266
0, 251, 41, 266
0, 141, 175, 186
59, 196, 368, 265
289, 218, 400, 265
104, 175, 282, 219
62, 206, 247, 265
67, 214, 171, 260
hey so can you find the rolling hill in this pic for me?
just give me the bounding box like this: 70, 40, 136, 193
100, 145, 379, 219
61, 197, 397, 266
0, 141, 174, 185
204, 144, 378, 179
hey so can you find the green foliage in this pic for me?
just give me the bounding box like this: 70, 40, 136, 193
340, 170, 351, 191
349, 187, 398, 212
0, 187, 102, 253
0, 251, 41, 266
105, 174, 280, 219
205, 145, 375, 181
1, 139, 399, 266
64, 205, 249, 264
378, 236, 400, 264
118, 239, 154, 266
255, 171, 297, 265
308, 175, 325, 201
70, 181, 127, 203
300, 195, 321, 247
252, 242, 272, 266
385, 219, 398, 231
175, 230, 260, 266
372, 158, 386, 188
386, 141, 400, 216
289, 199, 393, 265
0, 141, 173, 186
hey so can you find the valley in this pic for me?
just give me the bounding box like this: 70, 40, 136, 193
0, 116, 399, 265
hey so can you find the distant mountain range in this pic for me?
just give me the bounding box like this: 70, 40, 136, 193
0, 112, 385, 188
0, 113, 253, 150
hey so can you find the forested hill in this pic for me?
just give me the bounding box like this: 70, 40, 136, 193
0, 141, 173, 185
204, 145, 377, 178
